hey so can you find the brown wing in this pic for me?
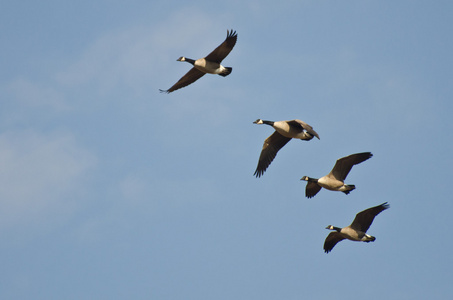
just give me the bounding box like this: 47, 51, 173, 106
324, 232, 345, 253
204, 30, 237, 63
160, 68, 205, 93
254, 131, 291, 178
305, 181, 322, 198
289, 120, 320, 139
328, 152, 373, 182
349, 202, 389, 232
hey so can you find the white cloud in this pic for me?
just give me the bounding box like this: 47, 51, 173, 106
0, 130, 96, 231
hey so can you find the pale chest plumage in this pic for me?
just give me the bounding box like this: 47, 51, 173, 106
317, 176, 344, 190
194, 58, 225, 74
340, 227, 366, 241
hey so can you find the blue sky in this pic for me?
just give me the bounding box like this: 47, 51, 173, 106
1, 1, 452, 299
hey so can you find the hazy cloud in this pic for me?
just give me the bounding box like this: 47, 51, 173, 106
5, 78, 70, 111
55, 9, 218, 97
2, 8, 228, 110
0, 130, 96, 231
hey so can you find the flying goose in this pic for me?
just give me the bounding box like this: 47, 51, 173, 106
160, 29, 238, 93
300, 152, 372, 198
253, 119, 320, 178
324, 202, 389, 253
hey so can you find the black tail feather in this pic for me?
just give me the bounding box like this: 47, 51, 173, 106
219, 67, 232, 77
342, 185, 356, 195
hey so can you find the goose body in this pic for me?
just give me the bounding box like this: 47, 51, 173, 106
160, 30, 237, 93
324, 202, 389, 253
189, 57, 230, 75
301, 152, 372, 198
267, 120, 316, 140
253, 119, 320, 178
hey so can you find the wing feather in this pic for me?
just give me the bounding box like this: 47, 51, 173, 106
349, 202, 390, 232
328, 152, 373, 181
294, 120, 320, 140
254, 131, 291, 177
289, 120, 320, 139
305, 181, 322, 198
204, 30, 237, 63
160, 68, 205, 93
324, 232, 345, 253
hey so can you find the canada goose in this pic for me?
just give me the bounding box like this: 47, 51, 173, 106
300, 152, 372, 198
324, 202, 389, 253
160, 29, 238, 93
253, 119, 320, 177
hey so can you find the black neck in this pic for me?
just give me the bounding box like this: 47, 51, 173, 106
262, 120, 275, 126
185, 58, 195, 65
332, 226, 342, 232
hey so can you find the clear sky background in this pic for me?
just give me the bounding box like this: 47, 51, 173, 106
1, 1, 452, 299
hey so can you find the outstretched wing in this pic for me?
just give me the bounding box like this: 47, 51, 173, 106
289, 120, 320, 139
204, 29, 237, 63
254, 131, 291, 178
160, 68, 205, 93
305, 181, 322, 198
328, 152, 373, 182
350, 202, 390, 232
324, 232, 345, 253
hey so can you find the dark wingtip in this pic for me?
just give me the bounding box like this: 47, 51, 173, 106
254, 170, 263, 178
159, 89, 170, 94
323, 246, 332, 253
381, 202, 390, 209
227, 29, 237, 38
364, 152, 373, 159
305, 191, 315, 199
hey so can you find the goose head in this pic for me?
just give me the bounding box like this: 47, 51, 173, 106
253, 119, 264, 124
177, 56, 186, 62
325, 225, 335, 230
300, 176, 310, 181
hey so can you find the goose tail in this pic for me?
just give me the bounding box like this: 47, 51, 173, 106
219, 67, 232, 77
342, 185, 356, 195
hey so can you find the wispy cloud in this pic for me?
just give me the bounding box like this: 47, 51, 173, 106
1, 77, 71, 128
4, 78, 70, 111
0, 130, 96, 232
55, 9, 219, 98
